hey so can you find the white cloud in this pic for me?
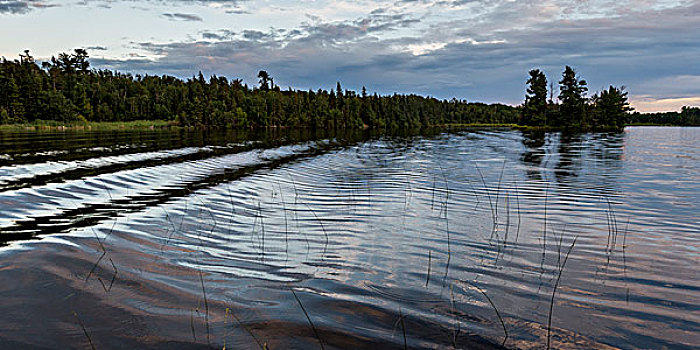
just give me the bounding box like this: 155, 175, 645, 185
631, 96, 700, 113
4, 0, 699, 111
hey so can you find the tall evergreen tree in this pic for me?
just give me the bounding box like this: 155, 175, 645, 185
521, 69, 548, 126
558, 66, 588, 127
257, 70, 271, 91
591, 86, 632, 127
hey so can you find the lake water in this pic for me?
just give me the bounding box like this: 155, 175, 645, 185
0, 127, 697, 349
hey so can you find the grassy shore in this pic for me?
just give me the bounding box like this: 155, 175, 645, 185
440, 123, 521, 128
0, 120, 681, 132
0, 119, 177, 131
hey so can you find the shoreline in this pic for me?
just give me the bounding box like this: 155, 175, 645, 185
0, 120, 689, 132
0, 120, 177, 131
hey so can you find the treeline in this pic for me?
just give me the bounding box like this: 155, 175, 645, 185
0, 49, 519, 128
521, 66, 700, 128
3, 49, 695, 129
628, 107, 700, 126
520, 66, 635, 128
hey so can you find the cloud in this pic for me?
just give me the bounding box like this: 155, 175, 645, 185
631, 97, 700, 113
86, 1, 700, 111
28, 1, 57, 8
634, 75, 700, 99
225, 8, 250, 14
85, 45, 108, 51
162, 12, 203, 21
200, 29, 237, 41
0, 1, 29, 14
0, 0, 57, 14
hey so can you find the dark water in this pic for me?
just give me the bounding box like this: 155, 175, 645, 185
0, 127, 697, 349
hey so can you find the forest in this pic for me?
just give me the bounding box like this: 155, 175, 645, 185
628, 107, 700, 126
1, 49, 696, 129
520, 67, 700, 127
0, 49, 519, 129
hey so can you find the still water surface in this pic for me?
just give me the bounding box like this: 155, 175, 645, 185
0, 127, 697, 349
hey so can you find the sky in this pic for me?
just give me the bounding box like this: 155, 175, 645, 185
1, 0, 698, 112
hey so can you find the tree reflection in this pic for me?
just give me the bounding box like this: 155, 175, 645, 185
519, 130, 624, 188
520, 130, 547, 180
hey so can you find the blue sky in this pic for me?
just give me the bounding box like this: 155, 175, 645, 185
1, 0, 698, 112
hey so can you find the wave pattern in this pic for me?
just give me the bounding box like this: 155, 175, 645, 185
0, 127, 697, 350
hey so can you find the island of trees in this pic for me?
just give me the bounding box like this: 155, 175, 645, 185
520, 67, 699, 127
1, 49, 697, 129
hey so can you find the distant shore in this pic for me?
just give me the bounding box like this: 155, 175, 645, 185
0, 120, 691, 132
0, 120, 177, 131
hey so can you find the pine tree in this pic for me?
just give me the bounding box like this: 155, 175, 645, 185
558, 66, 588, 127
591, 86, 632, 127
521, 69, 548, 126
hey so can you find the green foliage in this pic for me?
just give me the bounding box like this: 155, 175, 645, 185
520, 66, 643, 129
257, 70, 271, 91
0, 108, 9, 124
680, 106, 700, 125
0, 50, 521, 129
8, 49, 668, 130
558, 66, 588, 127
38, 89, 75, 121
590, 86, 633, 128
521, 69, 548, 126
630, 106, 700, 126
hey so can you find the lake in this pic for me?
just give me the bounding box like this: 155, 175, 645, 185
0, 126, 697, 349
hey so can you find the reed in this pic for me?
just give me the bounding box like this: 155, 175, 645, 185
85, 225, 118, 292
223, 307, 229, 350
440, 166, 452, 256
85, 227, 107, 284
160, 190, 188, 252
546, 236, 578, 350
304, 203, 329, 253
197, 267, 211, 347
225, 307, 268, 350
475, 164, 497, 235
449, 282, 461, 346
291, 288, 325, 350
194, 193, 219, 239
190, 309, 197, 342
494, 161, 507, 223
73, 311, 96, 350
251, 203, 260, 250
81, 180, 120, 292
278, 182, 290, 258
622, 218, 631, 303
609, 198, 619, 249
426, 249, 432, 288
227, 183, 237, 235
161, 206, 178, 242
431, 174, 437, 211
605, 197, 612, 253
286, 170, 310, 253
97, 257, 118, 292
179, 185, 190, 232
461, 280, 508, 347
512, 177, 522, 243
259, 202, 266, 259
504, 191, 510, 246
555, 225, 568, 270
400, 308, 408, 350
605, 197, 619, 252
540, 184, 549, 273
465, 175, 481, 210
